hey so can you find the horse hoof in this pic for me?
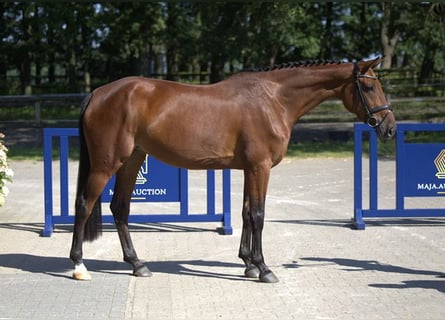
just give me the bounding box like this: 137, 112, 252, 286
73, 271, 92, 281
72, 263, 92, 281
133, 265, 152, 277
244, 265, 260, 278
260, 271, 279, 283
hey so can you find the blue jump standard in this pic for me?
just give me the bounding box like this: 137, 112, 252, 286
42, 128, 232, 237
353, 123, 445, 230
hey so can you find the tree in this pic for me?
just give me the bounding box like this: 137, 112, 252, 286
380, 2, 400, 68
318, 2, 334, 59
97, 3, 165, 79
0, 2, 444, 94
296, 3, 381, 62
390, 2, 445, 83
418, 6, 445, 84
429, 3, 445, 20
244, 3, 321, 67
0, 3, 7, 81
196, 3, 248, 82
164, 2, 201, 81
14, 2, 35, 94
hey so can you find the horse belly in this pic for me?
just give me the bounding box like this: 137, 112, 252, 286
137, 128, 241, 170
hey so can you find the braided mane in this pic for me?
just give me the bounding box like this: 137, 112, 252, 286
246, 59, 345, 72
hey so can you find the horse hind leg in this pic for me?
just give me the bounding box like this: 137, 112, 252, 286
70, 170, 110, 280
110, 149, 152, 277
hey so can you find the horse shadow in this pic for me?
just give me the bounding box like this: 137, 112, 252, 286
0, 253, 250, 282
0, 222, 247, 282
0, 222, 219, 235
290, 257, 445, 293
270, 218, 445, 229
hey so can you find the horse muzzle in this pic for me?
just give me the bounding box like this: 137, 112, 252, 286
370, 109, 396, 141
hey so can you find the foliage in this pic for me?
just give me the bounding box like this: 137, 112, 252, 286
1, 2, 444, 94
0, 133, 13, 206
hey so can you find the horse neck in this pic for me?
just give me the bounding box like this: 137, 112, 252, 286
269, 64, 353, 125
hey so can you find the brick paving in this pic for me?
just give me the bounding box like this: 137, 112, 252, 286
0, 158, 444, 319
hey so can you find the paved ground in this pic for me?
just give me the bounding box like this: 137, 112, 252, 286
0, 158, 444, 319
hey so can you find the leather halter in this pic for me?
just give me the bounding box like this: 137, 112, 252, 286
353, 62, 392, 128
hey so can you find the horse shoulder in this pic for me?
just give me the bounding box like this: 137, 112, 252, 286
232, 81, 290, 167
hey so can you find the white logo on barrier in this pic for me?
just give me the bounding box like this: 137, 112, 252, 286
135, 155, 149, 185
434, 149, 445, 179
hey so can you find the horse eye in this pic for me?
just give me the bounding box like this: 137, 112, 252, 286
364, 85, 375, 92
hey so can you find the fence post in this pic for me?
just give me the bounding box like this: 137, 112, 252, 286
222, 169, 232, 235
353, 124, 365, 230
35, 100, 41, 126
41, 129, 54, 237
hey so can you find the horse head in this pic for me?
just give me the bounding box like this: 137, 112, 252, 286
342, 57, 396, 141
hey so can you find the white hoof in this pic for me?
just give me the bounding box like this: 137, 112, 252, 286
72, 263, 92, 281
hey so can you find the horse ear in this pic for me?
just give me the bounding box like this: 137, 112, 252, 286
360, 56, 384, 73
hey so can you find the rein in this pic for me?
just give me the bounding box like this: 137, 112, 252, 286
353, 61, 392, 128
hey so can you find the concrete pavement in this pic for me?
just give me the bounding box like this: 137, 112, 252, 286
0, 158, 444, 319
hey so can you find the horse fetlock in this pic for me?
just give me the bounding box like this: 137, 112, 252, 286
69, 252, 81, 264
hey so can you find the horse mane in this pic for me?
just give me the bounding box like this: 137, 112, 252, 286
243, 59, 345, 72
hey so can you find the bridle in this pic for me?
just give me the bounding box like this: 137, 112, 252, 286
354, 61, 393, 128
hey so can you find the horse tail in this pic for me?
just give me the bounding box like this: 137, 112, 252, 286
76, 93, 102, 242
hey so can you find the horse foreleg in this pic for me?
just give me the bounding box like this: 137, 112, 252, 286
245, 165, 279, 283
110, 150, 152, 277
238, 180, 260, 279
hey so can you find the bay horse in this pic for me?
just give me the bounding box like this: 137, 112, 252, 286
70, 57, 396, 283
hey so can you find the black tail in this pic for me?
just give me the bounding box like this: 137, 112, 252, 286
76, 93, 102, 242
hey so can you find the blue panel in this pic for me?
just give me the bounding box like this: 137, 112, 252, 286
101, 155, 181, 203
353, 123, 445, 230
399, 143, 445, 197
